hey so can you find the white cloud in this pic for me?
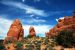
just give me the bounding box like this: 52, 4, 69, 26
56, 19, 58, 22
22, 18, 46, 24
0, 17, 12, 39
30, 14, 35, 17
1, 1, 48, 17
22, 0, 26, 2
56, 17, 64, 22
36, 17, 39, 19
31, 19, 46, 22
0, 36, 4, 39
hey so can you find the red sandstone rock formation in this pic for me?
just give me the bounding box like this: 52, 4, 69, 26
29, 26, 36, 37
46, 13, 75, 38
4, 19, 24, 43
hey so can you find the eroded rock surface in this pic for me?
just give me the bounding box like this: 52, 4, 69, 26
46, 13, 75, 38
29, 26, 36, 37
4, 19, 24, 44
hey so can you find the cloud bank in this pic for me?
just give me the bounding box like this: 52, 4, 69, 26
0, 17, 12, 39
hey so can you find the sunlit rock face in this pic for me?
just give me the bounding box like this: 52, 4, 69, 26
29, 26, 36, 37
5, 19, 24, 42
46, 14, 75, 38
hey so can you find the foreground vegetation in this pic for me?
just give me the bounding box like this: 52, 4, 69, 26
0, 30, 75, 50
55, 30, 75, 48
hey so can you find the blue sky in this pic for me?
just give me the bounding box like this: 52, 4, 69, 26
0, 0, 75, 39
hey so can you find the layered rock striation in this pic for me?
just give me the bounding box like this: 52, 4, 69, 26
46, 13, 75, 38
4, 19, 24, 44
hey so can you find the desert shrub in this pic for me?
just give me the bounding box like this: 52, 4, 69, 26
7, 46, 10, 49
55, 30, 75, 48
0, 45, 5, 50
36, 35, 39, 38
26, 35, 32, 38
16, 42, 23, 47
16, 42, 23, 50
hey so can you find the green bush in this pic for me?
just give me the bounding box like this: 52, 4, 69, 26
16, 42, 23, 50
55, 30, 75, 48
16, 42, 23, 47
26, 35, 32, 38
0, 45, 5, 50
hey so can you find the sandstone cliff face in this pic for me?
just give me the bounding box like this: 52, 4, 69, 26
46, 15, 75, 38
4, 19, 24, 43
29, 26, 36, 37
